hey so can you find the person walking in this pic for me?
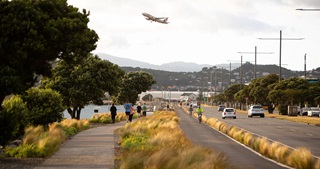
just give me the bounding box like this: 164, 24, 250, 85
136, 103, 142, 117
188, 104, 193, 116
129, 104, 134, 122
142, 103, 147, 116
124, 102, 131, 122
110, 103, 117, 124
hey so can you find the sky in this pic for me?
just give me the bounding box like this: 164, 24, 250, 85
67, 0, 320, 71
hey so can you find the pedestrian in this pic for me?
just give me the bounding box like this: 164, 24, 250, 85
188, 104, 193, 116
124, 102, 131, 122
137, 103, 142, 117
110, 103, 117, 124
129, 104, 134, 122
142, 103, 147, 116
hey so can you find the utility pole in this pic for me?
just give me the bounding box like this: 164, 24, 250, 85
238, 47, 272, 79
258, 30, 304, 82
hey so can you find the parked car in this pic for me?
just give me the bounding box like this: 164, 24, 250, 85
192, 104, 198, 109
218, 105, 225, 111
299, 107, 309, 116
248, 105, 265, 118
307, 107, 320, 117
222, 108, 236, 119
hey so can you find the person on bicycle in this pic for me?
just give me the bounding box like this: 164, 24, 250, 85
196, 105, 204, 123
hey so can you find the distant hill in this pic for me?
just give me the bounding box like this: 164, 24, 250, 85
95, 53, 240, 72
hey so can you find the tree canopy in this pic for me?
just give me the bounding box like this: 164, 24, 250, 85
116, 71, 156, 105
42, 55, 125, 119
0, 0, 98, 107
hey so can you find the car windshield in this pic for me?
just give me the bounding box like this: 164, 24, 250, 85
225, 109, 234, 112
252, 106, 263, 109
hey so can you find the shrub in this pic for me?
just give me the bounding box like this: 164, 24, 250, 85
22, 88, 65, 127
0, 95, 27, 146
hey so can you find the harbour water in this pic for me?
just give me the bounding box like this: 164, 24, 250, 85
63, 104, 125, 119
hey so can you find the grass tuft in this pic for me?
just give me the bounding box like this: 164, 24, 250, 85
287, 147, 315, 169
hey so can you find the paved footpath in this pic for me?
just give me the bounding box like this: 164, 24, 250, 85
34, 121, 126, 169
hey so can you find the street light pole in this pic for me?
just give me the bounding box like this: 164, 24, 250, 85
238, 47, 272, 79
304, 53, 307, 80
258, 30, 304, 81
279, 30, 282, 82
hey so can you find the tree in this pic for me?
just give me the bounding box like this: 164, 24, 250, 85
42, 55, 125, 119
224, 84, 241, 104
0, 0, 98, 108
248, 74, 279, 113
268, 77, 309, 115
22, 88, 65, 127
117, 71, 156, 105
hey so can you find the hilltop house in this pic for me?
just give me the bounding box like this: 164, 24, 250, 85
180, 93, 197, 102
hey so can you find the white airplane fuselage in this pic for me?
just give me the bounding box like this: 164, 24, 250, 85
142, 12, 169, 24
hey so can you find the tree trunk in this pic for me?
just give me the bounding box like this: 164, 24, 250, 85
67, 107, 76, 119
76, 108, 81, 120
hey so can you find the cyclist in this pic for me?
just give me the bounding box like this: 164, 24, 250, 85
196, 105, 204, 124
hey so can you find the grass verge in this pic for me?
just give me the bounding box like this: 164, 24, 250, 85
2, 119, 90, 158
116, 110, 237, 169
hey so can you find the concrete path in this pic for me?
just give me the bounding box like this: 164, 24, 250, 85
34, 121, 126, 169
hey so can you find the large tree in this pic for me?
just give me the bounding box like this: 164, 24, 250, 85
0, 0, 98, 108
117, 71, 156, 105
268, 77, 309, 115
248, 74, 279, 113
42, 55, 125, 119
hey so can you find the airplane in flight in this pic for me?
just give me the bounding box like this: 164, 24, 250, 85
142, 12, 169, 24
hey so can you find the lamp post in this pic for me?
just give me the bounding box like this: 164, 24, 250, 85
238, 46, 273, 79
258, 30, 304, 81
304, 53, 307, 80
296, 9, 320, 11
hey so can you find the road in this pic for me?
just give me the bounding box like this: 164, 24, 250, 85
200, 106, 320, 157
175, 105, 289, 169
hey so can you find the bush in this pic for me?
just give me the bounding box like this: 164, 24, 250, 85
22, 88, 65, 127
0, 96, 27, 146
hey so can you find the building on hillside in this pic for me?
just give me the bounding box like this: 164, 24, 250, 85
180, 93, 197, 102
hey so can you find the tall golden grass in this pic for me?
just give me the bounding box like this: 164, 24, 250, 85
118, 111, 236, 169
4, 119, 90, 158
287, 148, 315, 169
90, 112, 129, 123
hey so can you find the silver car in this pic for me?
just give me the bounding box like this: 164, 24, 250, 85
248, 105, 265, 118
222, 108, 236, 119
307, 107, 320, 117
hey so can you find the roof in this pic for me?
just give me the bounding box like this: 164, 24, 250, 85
181, 93, 196, 96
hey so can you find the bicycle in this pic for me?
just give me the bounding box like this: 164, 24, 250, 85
198, 113, 202, 124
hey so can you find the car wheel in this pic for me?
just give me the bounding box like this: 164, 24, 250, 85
222, 117, 225, 119
233, 117, 236, 119
261, 115, 264, 118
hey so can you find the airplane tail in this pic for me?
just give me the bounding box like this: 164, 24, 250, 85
163, 17, 169, 24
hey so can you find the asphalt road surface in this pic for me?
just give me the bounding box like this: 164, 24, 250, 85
200, 106, 320, 157
175, 105, 289, 169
